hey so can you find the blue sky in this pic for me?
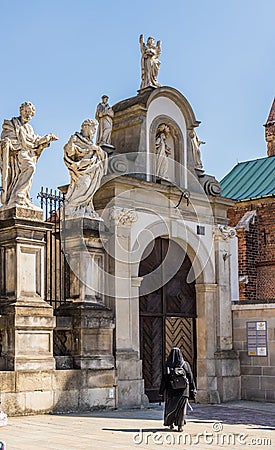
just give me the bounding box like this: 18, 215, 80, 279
0, 0, 274, 204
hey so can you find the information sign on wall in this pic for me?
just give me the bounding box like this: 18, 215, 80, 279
246, 321, 268, 356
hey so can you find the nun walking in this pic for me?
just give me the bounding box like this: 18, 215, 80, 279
159, 347, 197, 432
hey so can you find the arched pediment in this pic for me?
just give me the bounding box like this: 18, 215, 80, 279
146, 86, 200, 130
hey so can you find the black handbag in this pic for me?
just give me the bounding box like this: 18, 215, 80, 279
169, 367, 188, 390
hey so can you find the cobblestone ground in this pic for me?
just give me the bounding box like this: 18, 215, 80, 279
0, 401, 274, 450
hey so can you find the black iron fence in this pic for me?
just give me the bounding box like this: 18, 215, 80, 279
38, 187, 68, 309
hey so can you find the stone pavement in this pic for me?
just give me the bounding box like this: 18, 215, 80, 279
0, 401, 274, 450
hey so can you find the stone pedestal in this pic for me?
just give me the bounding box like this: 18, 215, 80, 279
57, 217, 115, 370
62, 217, 106, 303
0, 206, 56, 370
56, 303, 115, 370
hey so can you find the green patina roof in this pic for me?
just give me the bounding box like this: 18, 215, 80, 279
220, 156, 275, 201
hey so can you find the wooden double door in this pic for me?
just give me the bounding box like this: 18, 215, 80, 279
139, 237, 196, 402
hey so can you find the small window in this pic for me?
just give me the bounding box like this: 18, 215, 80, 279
197, 225, 205, 235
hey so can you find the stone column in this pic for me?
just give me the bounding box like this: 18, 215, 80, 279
0, 207, 56, 371
56, 217, 115, 371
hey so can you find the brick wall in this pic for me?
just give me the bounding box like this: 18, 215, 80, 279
257, 265, 275, 299
230, 198, 275, 402
228, 197, 275, 301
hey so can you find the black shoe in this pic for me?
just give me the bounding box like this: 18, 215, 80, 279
178, 426, 183, 432
169, 424, 174, 430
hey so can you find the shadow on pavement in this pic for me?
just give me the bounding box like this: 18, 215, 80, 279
102, 428, 169, 433
50, 403, 275, 429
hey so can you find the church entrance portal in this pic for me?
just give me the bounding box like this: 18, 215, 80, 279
139, 237, 197, 402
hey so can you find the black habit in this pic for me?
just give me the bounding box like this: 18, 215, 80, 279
159, 347, 196, 430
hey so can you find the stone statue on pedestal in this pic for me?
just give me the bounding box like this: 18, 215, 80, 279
0, 102, 58, 209
95, 95, 114, 146
139, 34, 162, 90
155, 124, 171, 178
64, 119, 108, 218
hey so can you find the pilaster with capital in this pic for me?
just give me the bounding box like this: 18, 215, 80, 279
107, 206, 143, 407
212, 224, 240, 401
214, 224, 237, 351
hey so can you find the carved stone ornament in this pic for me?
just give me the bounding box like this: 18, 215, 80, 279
236, 210, 256, 231
109, 207, 138, 226
218, 225, 237, 240
198, 174, 222, 196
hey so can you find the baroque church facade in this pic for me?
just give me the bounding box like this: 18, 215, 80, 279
0, 36, 247, 414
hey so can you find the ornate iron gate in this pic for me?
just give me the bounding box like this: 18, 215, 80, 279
139, 237, 196, 402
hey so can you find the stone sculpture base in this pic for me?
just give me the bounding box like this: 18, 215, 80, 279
53, 213, 116, 400
55, 302, 115, 370
0, 205, 44, 222
0, 206, 56, 371
0, 301, 56, 371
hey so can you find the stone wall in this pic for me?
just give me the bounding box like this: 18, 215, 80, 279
232, 304, 275, 402
0, 369, 116, 416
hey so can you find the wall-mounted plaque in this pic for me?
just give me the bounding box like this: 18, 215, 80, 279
246, 321, 267, 356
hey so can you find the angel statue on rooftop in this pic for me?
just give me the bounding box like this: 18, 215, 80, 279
139, 34, 162, 89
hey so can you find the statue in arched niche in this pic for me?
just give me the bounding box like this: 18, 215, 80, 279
155, 124, 171, 178
190, 130, 205, 171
